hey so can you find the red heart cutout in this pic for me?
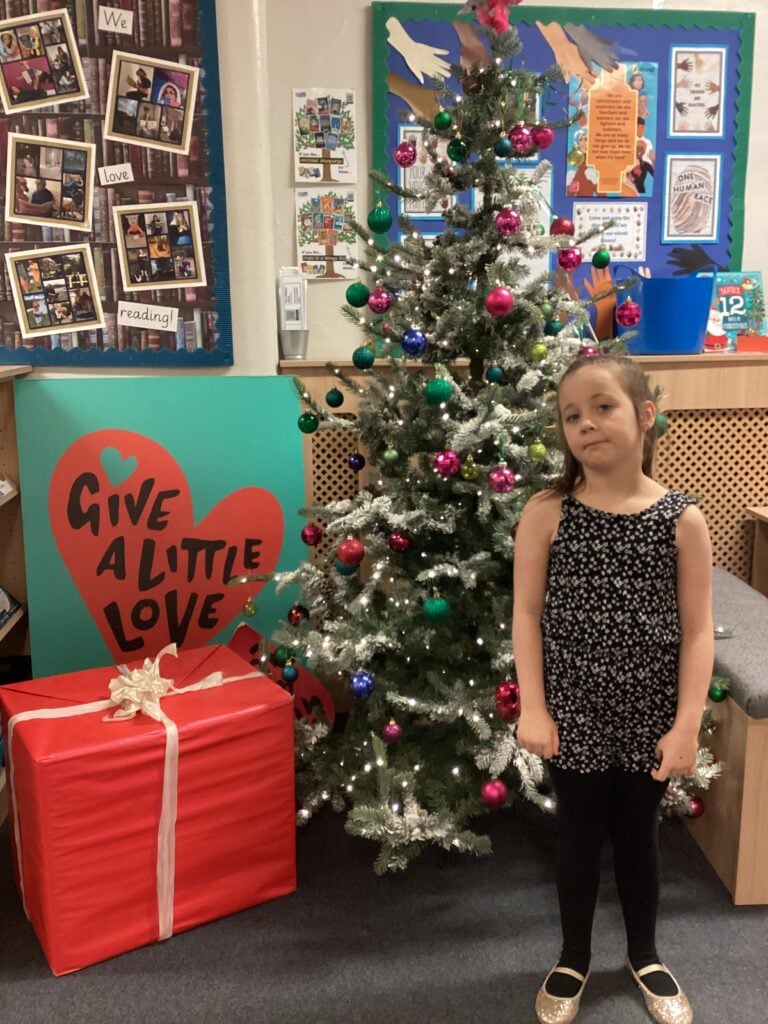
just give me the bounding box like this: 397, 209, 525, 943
49, 429, 284, 660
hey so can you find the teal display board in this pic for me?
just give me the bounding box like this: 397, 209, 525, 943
14, 376, 304, 677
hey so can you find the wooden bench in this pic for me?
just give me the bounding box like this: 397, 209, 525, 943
685, 568, 768, 904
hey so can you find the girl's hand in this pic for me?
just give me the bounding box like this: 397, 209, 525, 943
651, 727, 698, 781
517, 709, 560, 760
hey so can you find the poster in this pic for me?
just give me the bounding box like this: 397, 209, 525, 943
14, 377, 306, 676
295, 187, 358, 280
293, 87, 357, 183
573, 202, 647, 263
396, 125, 454, 218
670, 46, 726, 137
663, 154, 721, 242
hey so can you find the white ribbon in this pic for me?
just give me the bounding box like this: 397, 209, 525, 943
6, 644, 259, 941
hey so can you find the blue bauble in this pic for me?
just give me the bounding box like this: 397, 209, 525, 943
282, 664, 299, 683
348, 451, 366, 472
485, 365, 505, 383
494, 136, 513, 158
349, 670, 375, 699
401, 328, 427, 355
335, 559, 358, 576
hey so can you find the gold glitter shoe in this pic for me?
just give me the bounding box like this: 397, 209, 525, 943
625, 959, 693, 1024
534, 966, 589, 1024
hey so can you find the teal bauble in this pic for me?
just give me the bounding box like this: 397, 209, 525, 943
297, 412, 319, 434
367, 204, 393, 234
708, 680, 728, 703
271, 645, 290, 666
447, 138, 468, 162
485, 365, 505, 383
335, 559, 358, 576
655, 412, 669, 437
434, 109, 452, 131
345, 282, 370, 308
544, 319, 563, 336
352, 346, 375, 369
592, 247, 611, 269
424, 378, 453, 404
326, 387, 344, 408
423, 596, 451, 623
494, 136, 513, 158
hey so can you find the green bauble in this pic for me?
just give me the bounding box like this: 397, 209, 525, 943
434, 109, 452, 131
326, 387, 344, 408
592, 247, 611, 269
272, 645, 290, 667
447, 138, 468, 162
540, 302, 554, 319
367, 204, 393, 234
530, 343, 548, 362
424, 378, 453, 404
544, 319, 563, 336
655, 412, 669, 437
297, 411, 319, 434
423, 595, 451, 623
567, 146, 585, 167
352, 346, 375, 370
383, 447, 400, 464
345, 282, 370, 308
242, 598, 257, 617
528, 442, 548, 463
708, 680, 728, 703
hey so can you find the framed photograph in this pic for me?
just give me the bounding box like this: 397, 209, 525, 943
103, 51, 199, 154
669, 46, 727, 138
662, 154, 722, 243
112, 201, 206, 291
5, 132, 96, 232
0, 9, 87, 114
5, 244, 105, 341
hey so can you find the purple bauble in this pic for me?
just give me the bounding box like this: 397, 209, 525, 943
484, 286, 515, 318
494, 208, 522, 237
508, 123, 533, 155
368, 286, 392, 314
382, 721, 403, 744
348, 451, 366, 472
616, 298, 642, 328
394, 141, 417, 167
434, 450, 461, 477
531, 124, 555, 150
481, 779, 508, 809
578, 344, 599, 358
488, 464, 517, 493
557, 247, 583, 272
688, 796, 705, 819
300, 523, 324, 546
388, 532, 411, 553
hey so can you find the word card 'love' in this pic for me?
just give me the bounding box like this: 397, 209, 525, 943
49, 429, 284, 659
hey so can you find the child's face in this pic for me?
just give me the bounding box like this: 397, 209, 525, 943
559, 365, 653, 470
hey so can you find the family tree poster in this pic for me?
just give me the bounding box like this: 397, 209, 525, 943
293, 87, 357, 184
372, 4, 753, 284
0, 0, 232, 365
295, 187, 358, 280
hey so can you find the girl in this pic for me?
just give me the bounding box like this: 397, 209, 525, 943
512, 355, 713, 1024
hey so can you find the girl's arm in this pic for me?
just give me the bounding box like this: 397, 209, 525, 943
512, 491, 561, 759
652, 504, 714, 780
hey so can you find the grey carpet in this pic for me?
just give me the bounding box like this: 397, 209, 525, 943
1, 803, 766, 1024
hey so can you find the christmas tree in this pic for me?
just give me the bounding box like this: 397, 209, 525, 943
272, 5, 721, 873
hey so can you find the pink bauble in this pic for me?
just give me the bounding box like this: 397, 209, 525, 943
557, 247, 583, 272
495, 680, 521, 723
484, 286, 515, 317
481, 779, 508, 809
549, 216, 575, 236
495, 208, 522, 236
368, 286, 392, 314
394, 141, 417, 167
689, 796, 705, 818
337, 538, 365, 566
508, 123, 533, 155
434, 450, 461, 477
382, 721, 403, 744
388, 532, 411, 553
578, 344, 599, 358
488, 464, 516, 493
616, 298, 642, 328
531, 124, 555, 150
301, 523, 324, 546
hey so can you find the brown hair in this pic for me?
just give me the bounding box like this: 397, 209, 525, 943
551, 354, 657, 495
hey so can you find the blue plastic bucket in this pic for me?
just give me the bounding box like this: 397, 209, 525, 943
620, 276, 713, 355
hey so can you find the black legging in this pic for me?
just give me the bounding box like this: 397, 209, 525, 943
548, 765, 669, 970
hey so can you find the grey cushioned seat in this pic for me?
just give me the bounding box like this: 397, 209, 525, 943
712, 567, 768, 718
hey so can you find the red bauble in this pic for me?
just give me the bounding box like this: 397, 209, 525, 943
388, 532, 411, 553
481, 779, 508, 809
494, 208, 522, 236
495, 679, 521, 723
301, 524, 324, 546
484, 286, 515, 317
578, 344, 599, 358
337, 538, 365, 566
557, 247, 583, 271
434, 450, 461, 477
394, 141, 417, 167
382, 721, 403, 744
368, 286, 392, 314
488, 464, 516, 493
616, 297, 642, 328
689, 796, 705, 818
508, 124, 533, 155
531, 124, 555, 150
287, 604, 309, 626
550, 217, 575, 236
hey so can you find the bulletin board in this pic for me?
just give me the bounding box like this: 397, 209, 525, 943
0, 0, 232, 365
372, 4, 754, 289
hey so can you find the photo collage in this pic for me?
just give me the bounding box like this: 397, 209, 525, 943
7, 134, 95, 230
8, 246, 103, 338
114, 202, 206, 291
0, 10, 86, 112
105, 52, 199, 154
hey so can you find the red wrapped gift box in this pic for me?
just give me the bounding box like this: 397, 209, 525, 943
0, 644, 296, 975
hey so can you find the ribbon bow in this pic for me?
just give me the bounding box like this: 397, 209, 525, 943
105, 643, 222, 722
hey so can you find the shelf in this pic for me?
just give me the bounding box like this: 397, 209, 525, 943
0, 606, 25, 644
0, 366, 32, 382
0, 485, 18, 508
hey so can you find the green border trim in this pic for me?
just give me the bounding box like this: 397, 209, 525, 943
371, 3, 755, 269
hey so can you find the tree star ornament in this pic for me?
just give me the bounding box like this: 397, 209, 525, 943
459, 1, 523, 35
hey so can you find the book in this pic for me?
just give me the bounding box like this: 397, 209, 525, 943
705, 272, 768, 353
